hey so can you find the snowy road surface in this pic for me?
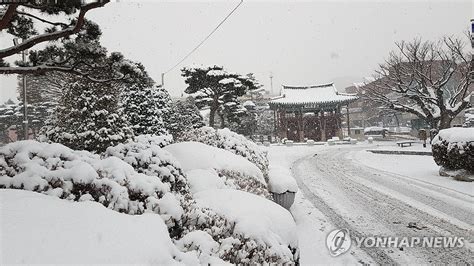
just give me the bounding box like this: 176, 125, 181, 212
291, 145, 473, 264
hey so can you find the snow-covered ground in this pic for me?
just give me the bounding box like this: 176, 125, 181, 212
1, 139, 472, 264
0, 189, 195, 265
351, 148, 472, 195
271, 141, 473, 264
267, 144, 374, 265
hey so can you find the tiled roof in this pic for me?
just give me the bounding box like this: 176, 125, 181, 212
269, 83, 358, 108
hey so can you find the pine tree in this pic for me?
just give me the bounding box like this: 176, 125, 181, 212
181, 65, 260, 128
122, 85, 168, 136
166, 97, 204, 138
42, 78, 132, 153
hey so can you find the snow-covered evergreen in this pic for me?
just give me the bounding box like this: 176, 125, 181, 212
181, 65, 260, 128
122, 85, 168, 136
41, 79, 133, 153
166, 97, 204, 138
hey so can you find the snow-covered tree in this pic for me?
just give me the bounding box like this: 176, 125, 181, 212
255, 111, 275, 136
362, 37, 473, 129
181, 65, 260, 128
166, 97, 204, 138
228, 110, 257, 137
122, 85, 169, 136
154, 86, 173, 121
42, 78, 132, 153
119, 61, 170, 136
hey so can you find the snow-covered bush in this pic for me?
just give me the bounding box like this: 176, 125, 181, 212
133, 134, 173, 148
195, 189, 299, 264
164, 141, 270, 198
0, 140, 297, 264
178, 126, 269, 178
432, 128, 474, 179
105, 135, 187, 195
0, 141, 183, 221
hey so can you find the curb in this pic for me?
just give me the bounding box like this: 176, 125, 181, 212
367, 150, 432, 156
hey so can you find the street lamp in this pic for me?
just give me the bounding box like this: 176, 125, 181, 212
13, 38, 28, 140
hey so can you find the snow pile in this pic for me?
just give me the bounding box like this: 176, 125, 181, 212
268, 165, 298, 193
195, 189, 299, 263
0, 189, 199, 265
178, 126, 269, 177
164, 141, 269, 197
186, 169, 226, 194
432, 128, 474, 177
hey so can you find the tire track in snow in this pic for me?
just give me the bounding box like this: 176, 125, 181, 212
292, 146, 474, 264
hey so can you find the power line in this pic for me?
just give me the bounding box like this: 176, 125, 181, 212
163, 0, 243, 75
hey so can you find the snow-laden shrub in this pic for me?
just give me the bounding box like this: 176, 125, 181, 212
432, 128, 474, 173
0, 140, 297, 264
105, 135, 187, 195
0, 141, 183, 221
178, 126, 269, 178
105, 137, 294, 262
164, 141, 270, 198
195, 189, 299, 264
133, 134, 173, 148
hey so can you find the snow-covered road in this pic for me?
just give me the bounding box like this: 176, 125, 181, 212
292, 145, 473, 264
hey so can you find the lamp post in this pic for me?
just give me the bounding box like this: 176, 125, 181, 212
13, 38, 28, 140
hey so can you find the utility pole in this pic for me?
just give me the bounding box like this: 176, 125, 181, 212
13, 38, 28, 140
269, 72, 274, 95
161, 73, 165, 88
346, 104, 351, 137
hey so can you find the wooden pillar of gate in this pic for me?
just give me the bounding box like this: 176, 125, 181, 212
336, 107, 343, 138
298, 110, 304, 142
320, 110, 326, 141
282, 111, 288, 139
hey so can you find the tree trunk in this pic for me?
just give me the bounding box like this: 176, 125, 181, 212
219, 112, 225, 128
209, 107, 216, 128
439, 114, 453, 130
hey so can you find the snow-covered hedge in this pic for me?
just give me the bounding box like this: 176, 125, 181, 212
195, 189, 299, 264
105, 136, 186, 195
164, 141, 270, 198
178, 127, 269, 178
0, 141, 184, 228
432, 128, 474, 173
0, 140, 297, 264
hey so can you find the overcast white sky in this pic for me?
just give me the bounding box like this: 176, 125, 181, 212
0, 0, 472, 102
